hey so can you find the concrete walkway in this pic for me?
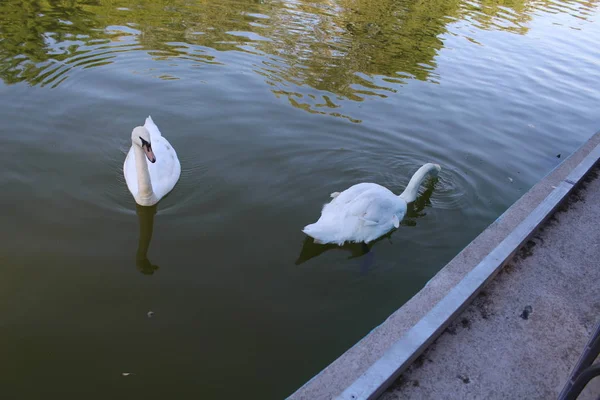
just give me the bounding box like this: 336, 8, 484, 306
381, 167, 600, 399
289, 134, 600, 400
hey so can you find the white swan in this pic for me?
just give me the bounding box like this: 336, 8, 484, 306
303, 163, 441, 245
124, 116, 181, 206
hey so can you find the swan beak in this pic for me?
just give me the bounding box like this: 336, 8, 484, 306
143, 144, 156, 163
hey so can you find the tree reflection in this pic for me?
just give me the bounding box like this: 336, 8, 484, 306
0, 0, 597, 114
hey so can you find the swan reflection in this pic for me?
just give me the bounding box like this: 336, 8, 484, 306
136, 204, 159, 275
296, 178, 437, 267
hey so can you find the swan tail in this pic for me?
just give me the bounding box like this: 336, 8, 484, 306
302, 223, 323, 237
398, 163, 441, 203
302, 223, 342, 245
330, 192, 340, 198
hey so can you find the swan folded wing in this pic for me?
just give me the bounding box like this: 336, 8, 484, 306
329, 196, 397, 243
360, 213, 399, 228
359, 217, 379, 226
350, 195, 397, 228
325, 183, 383, 211
304, 193, 365, 243
146, 135, 181, 199
144, 116, 163, 138
322, 191, 393, 238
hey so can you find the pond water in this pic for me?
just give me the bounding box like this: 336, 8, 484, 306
1, 0, 599, 398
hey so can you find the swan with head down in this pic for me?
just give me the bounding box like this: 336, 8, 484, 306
302, 163, 441, 245
124, 116, 181, 206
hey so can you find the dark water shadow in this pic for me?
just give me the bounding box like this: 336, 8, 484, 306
295, 178, 438, 269
136, 204, 160, 275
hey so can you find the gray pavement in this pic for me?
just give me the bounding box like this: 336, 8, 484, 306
290, 134, 600, 400
381, 167, 600, 400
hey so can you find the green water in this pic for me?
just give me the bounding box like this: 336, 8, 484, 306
0, 0, 599, 398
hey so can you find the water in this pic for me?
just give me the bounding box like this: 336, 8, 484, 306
1, 0, 599, 398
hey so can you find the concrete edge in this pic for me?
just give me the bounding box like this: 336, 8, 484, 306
336, 143, 600, 400
288, 131, 600, 400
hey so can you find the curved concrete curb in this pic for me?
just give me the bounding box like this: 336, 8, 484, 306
289, 131, 600, 400
336, 143, 600, 400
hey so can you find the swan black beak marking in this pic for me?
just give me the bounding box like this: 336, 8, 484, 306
140, 137, 156, 163
144, 144, 156, 163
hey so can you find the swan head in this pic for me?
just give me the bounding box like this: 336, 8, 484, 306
132, 126, 156, 163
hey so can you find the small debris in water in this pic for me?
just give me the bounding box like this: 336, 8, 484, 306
508, 177, 513, 183
556, 153, 561, 158
457, 374, 470, 384
122, 372, 132, 376
520, 305, 533, 320
147, 311, 154, 318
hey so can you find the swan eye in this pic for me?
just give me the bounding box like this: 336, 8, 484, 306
139, 137, 151, 148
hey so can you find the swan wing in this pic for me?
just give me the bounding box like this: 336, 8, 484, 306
328, 188, 399, 239
347, 192, 398, 226
347, 194, 403, 242
144, 115, 163, 138
326, 183, 384, 207
146, 134, 181, 199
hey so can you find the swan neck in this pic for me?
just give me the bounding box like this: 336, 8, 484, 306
399, 164, 437, 203
133, 144, 155, 202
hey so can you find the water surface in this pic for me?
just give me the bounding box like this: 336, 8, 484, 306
1, 0, 599, 398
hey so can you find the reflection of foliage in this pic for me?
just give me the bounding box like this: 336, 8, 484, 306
460, 0, 594, 34
0, 0, 597, 114
256, 0, 463, 119
0, 0, 106, 85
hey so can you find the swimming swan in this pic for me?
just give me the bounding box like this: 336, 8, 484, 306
303, 163, 441, 245
124, 116, 181, 206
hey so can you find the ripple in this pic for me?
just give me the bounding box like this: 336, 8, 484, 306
158, 161, 212, 215
430, 166, 475, 210
373, 151, 478, 212
1, 0, 597, 115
